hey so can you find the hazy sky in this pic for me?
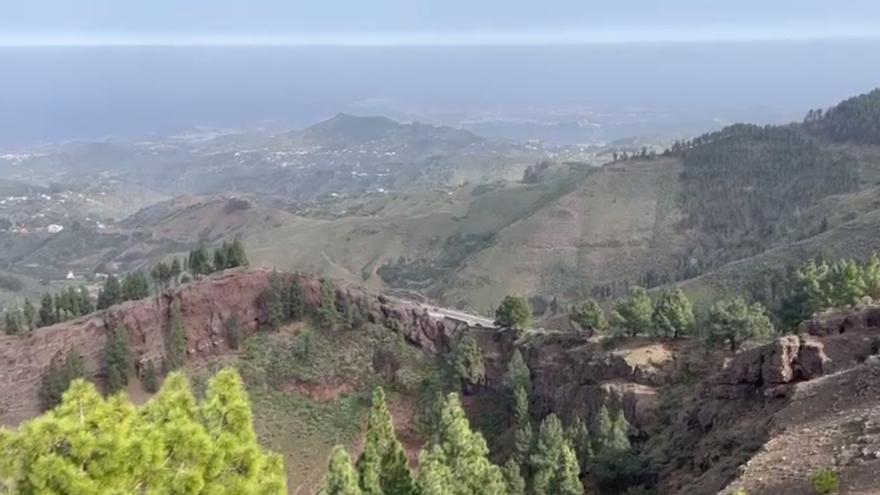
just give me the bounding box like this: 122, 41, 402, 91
5, 0, 880, 45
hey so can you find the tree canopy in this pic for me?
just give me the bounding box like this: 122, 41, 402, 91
0, 369, 286, 494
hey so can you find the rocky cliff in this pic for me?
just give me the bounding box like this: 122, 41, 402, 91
0, 269, 503, 426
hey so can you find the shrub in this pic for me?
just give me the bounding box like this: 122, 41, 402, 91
811, 468, 840, 495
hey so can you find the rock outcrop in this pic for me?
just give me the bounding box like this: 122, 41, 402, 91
0, 269, 502, 426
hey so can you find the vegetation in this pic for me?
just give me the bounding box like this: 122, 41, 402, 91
0, 369, 286, 494
450, 334, 485, 390
96, 274, 123, 310
165, 299, 187, 371
187, 237, 249, 276
121, 270, 150, 301
418, 393, 507, 495
651, 289, 695, 339
570, 298, 606, 332
706, 297, 775, 351
103, 326, 132, 394
494, 295, 533, 330
38, 349, 86, 410
529, 414, 583, 495
810, 468, 840, 495
808, 87, 880, 144
355, 388, 416, 495
677, 123, 858, 269
611, 287, 654, 337
322, 447, 363, 495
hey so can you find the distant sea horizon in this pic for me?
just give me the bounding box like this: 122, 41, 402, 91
1, 41, 879, 148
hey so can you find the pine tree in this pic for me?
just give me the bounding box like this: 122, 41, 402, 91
78, 286, 94, 314
322, 446, 363, 495
357, 387, 416, 495
22, 298, 36, 330
571, 298, 607, 332
494, 295, 533, 330
122, 271, 150, 301
39, 348, 86, 410
450, 335, 485, 390
286, 277, 306, 320
566, 416, 593, 471
502, 458, 526, 495
503, 349, 531, 395
104, 326, 132, 394
611, 287, 653, 337
165, 299, 187, 371
1, 369, 287, 494
652, 288, 695, 339
38, 292, 55, 327
265, 272, 287, 331
418, 393, 506, 495
531, 414, 583, 495
513, 385, 533, 464
97, 274, 123, 309
318, 279, 340, 328
707, 297, 774, 351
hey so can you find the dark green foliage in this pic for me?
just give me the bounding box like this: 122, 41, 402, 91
611, 287, 654, 337
169, 257, 183, 281
23, 298, 36, 331
97, 274, 123, 310
651, 289, 695, 339
286, 277, 307, 321
317, 279, 340, 329
356, 387, 417, 495
808, 88, 880, 144
264, 272, 287, 331
450, 334, 485, 389
344, 303, 367, 332
122, 270, 150, 301
103, 326, 132, 394
187, 245, 214, 275
165, 299, 187, 371
570, 298, 606, 332
225, 316, 242, 350
418, 393, 507, 495
530, 414, 583, 495
592, 405, 646, 493
39, 349, 86, 410
810, 468, 840, 495
706, 297, 774, 351
151, 261, 176, 290
38, 292, 56, 327
142, 360, 160, 394
566, 417, 593, 472
678, 123, 858, 269
494, 295, 532, 330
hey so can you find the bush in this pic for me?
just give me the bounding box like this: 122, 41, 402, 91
811, 468, 840, 495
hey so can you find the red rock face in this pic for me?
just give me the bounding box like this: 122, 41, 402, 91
0, 268, 273, 425
0, 269, 501, 426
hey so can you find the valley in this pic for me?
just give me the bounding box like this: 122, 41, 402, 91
3, 87, 880, 495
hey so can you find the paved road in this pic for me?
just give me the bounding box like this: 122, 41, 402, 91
426, 307, 497, 328
385, 295, 497, 329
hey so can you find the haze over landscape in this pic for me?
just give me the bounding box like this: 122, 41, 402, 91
2, 2, 880, 495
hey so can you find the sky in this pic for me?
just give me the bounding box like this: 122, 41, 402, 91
4, 0, 880, 45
